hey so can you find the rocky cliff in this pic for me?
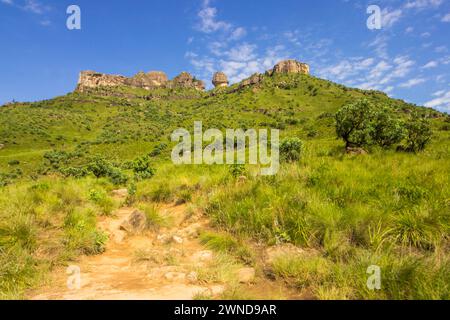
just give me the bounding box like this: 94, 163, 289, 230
76, 70, 204, 92
75, 59, 309, 92
239, 59, 310, 89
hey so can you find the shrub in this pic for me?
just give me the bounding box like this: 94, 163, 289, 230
372, 108, 405, 148
8, 160, 20, 166
149, 143, 167, 157
229, 164, 246, 178
60, 166, 89, 178
404, 113, 432, 152
87, 158, 113, 178
86, 157, 128, 185
132, 156, 155, 180
280, 137, 304, 162
335, 99, 376, 148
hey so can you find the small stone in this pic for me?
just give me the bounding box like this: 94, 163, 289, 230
119, 210, 147, 234
237, 268, 256, 284
192, 250, 213, 262
181, 223, 202, 239
186, 271, 198, 283
172, 235, 184, 244
0, 144, 4, 150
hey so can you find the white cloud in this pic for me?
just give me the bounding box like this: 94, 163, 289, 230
425, 90, 450, 112
23, 0, 47, 14
398, 78, 426, 88
229, 27, 247, 41
40, 19, 51, 26
435, 46, 447, 53
381, 8, 403, 28
404, 0, 443, 10
442, 13, 450, 22
433, 90, 445, 96
2, 0, 50, 14
422, 60, 438, 68
225, 43, 257, 62
197, 5, 231, 33
368, 34, 389, 59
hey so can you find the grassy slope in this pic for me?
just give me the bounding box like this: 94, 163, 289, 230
0, 73, 449, 299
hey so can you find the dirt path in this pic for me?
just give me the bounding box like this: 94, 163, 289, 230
30, 203, 227, 300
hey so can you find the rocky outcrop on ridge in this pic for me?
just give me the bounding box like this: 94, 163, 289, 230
75, 59, 309, 93
212, 72, 229, 88
76, 70, 204, 92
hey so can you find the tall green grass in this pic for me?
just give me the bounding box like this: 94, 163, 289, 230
0, 177, 115, 299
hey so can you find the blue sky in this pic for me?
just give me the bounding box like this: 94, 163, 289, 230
0, 0, 449, 112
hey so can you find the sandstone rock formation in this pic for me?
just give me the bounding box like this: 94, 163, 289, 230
75, 59, 309, 93
268, 59, 310, 76
239, 73, 264, 88
171, 72, 205, 91
127, 71, 168, 90
238, 59, 310, 89
212, 72, 229, 88
76, 71, 127, 92
76, 70, 203, 92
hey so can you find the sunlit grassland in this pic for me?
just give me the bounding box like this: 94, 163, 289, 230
0, 73, 448, 299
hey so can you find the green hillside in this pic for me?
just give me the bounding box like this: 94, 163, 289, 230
0, 73, 449, 299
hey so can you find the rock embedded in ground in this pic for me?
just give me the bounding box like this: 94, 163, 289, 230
186, 271, 198, 283
180, 223, 202, 239
237, 267, 256, 284
120, 210, 147, 234
0, 144, 4, 150
172, 235, 184, 244
192, 250, 213, 263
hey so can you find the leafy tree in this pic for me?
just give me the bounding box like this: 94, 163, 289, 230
335, 99, 376, 148
132, 156, 155, 180
372, 108, 405, 148
404, 113, 432, 152
87, 158, 113, 178
86, 157, 128, 185
280, 137, 304, 162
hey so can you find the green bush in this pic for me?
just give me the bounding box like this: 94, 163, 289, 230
86, 157, 128, 185
372, 108, 405, 148
132, 156, 156, 180
404, 113, 433, 152
229, 164, 246, 178
280, 138, 304, 162
7, 160, 20, 166
335, 99, 376, 148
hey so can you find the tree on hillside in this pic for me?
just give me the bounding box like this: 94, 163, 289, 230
372, 108, 405, 148
335, 99, 376, 148
404, 113, 433, 153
